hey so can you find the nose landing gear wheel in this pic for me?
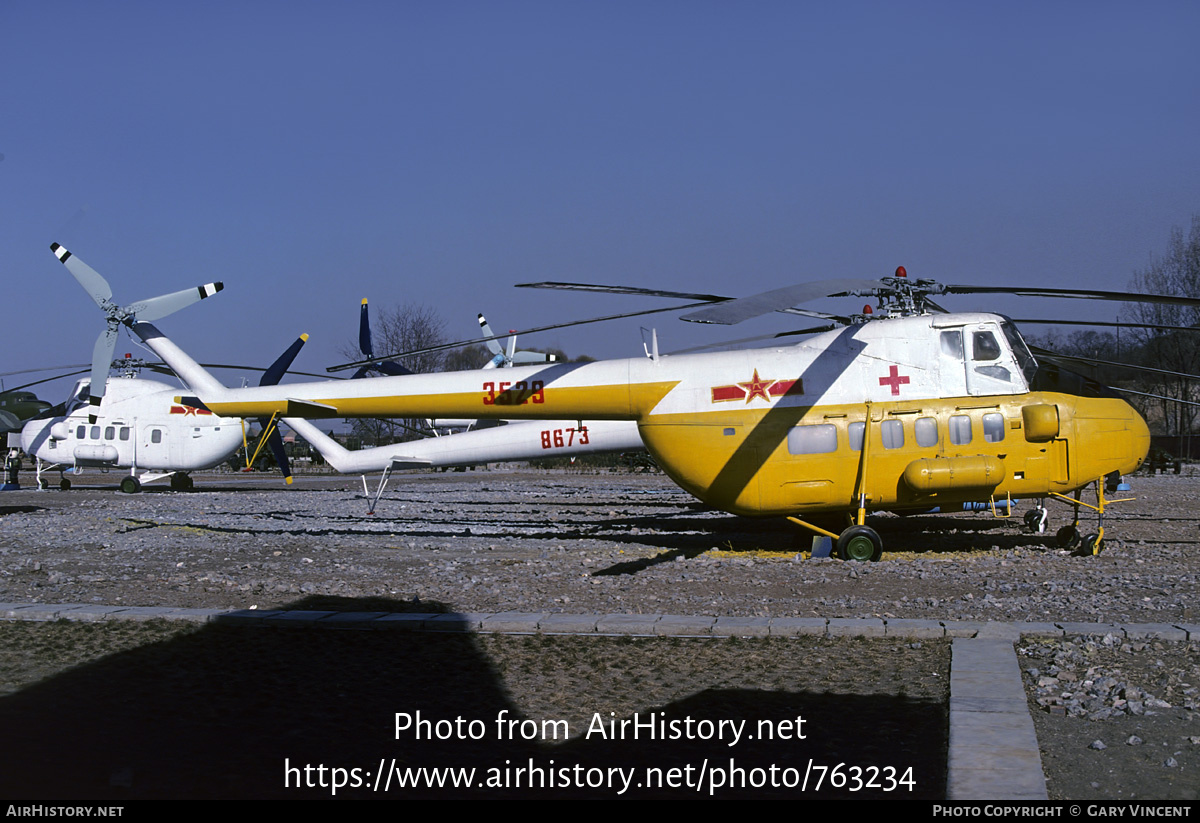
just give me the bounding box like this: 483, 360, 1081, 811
835, 525, 883, 562
1076, 533, 1104, 556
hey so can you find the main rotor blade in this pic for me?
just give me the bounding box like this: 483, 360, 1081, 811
51, 243, 111, 307
7, 369, 92, 394
943, 284, 1200, 309
88, 325, 118, 413
128, 282, 223, 322
518, 280, 849, 323
1032, 348, 1200, 382
359, 299, 374, 358
665, 324, 839, 356
1013, 318, 1200, 333
518, 281, 730, 301
477, 314, 505, 357
329, 300, 717, 372
681, 278, 883, 325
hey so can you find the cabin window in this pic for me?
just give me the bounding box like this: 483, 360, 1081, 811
881, 419, 904, 449
104, 426, 115, 440
949, 415, 972, 445
76, 426, 86, 439
788, 424, 837, 455
848, 422, 864, 451
940, 330, 963, 359
983, 413, 1005, 443
151, 430, 163, 444
120, 427, 130, 441
90, 426, 100, 440
915, 417, 938, 447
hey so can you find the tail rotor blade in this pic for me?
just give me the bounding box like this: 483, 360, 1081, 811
51, 243, 112, 307
128, 282, 223, 322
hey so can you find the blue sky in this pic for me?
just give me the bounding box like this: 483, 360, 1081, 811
3, 1, 1198, 397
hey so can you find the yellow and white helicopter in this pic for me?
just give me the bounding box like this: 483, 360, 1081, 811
55, 244, 1171, 559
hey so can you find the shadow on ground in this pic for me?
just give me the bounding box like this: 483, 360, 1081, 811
0, 597, 947, 798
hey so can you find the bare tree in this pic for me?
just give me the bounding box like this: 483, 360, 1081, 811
1123, 216, 1200, 454
340, 303, 449, 446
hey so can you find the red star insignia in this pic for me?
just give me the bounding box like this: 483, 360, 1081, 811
738, 369, 774, 403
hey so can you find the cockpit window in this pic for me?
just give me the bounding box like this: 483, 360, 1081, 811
1000, 321, 1038, 385
972, 331, 1002, 361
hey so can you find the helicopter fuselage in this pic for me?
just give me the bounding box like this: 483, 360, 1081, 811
177, 312, 1149, 518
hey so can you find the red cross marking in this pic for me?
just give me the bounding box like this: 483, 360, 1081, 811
879, 365, 910, 396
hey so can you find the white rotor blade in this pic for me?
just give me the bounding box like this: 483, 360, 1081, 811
88, 325, 119, 406
51, 243, 112, 307
681, 278, 882, 325
128, 282, 223, 322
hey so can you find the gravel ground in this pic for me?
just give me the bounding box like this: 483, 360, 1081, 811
1, 465, 1197, 799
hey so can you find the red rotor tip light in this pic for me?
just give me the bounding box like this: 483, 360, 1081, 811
895, 266, 907, 278
863, 305, 873, 315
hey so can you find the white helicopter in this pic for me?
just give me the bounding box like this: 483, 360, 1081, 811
24, 246, 307, 492
20, 368, 244, 492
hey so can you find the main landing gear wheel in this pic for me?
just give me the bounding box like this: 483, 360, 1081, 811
59, 478, 71, 491
1024, 506, 1048, 534
170, 473, 193, 491
38, 478, 49, 490
119, 476, 141, 494
835, 525, 883, 562
1077, 533, 1104, 557
1056, 525, 1080, 550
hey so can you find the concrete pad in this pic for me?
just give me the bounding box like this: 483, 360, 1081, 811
266, 610, 338, 625
949, 694, 1030, 714
654, 615, 714, 635
214, 609, 285, 625
1176, 623, 1200, 641
947, 637, 1047, 801
424, 613, 490, 632
317, 611, 390, 627
1011, 622, 1063, 637
596, 614, 662, 634
372, 613, 442, 631
768, 617, 827, 637
481, 612, 549, 633
884, 619, 944, 638
50, 605, 129, 622
942, 621, 986, 638
539, 613, 599, 633
826, 617, 885, 637
1120, 623, 1189, 641
1056, 621, 1118, 637
711, 616, 771, 637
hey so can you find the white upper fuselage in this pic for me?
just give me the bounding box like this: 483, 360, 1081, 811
189, 312, 1034, 421
20, 376, 244, 472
